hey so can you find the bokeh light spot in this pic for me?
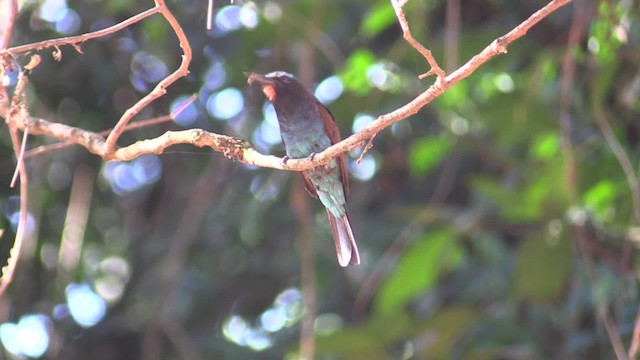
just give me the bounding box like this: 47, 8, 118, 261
350, 155, 377, 181
494, 72, 514, 93
131, 52, 168, 83
8, 211, 37, 237
260, 308, 286, 333
215, 6, 242, 33
253, 103, 281, 149
263, 2, 282, 23
240, 4, 259, 29
203, 61, 227, 91
54, 9, 81, 34
314, 76, 344, 104
38, 0, 68, 22
367, 62, 401, 91
314, 313, 344, 335
0, 314, 51, 358
171, 95, 199, 126
206, 87, 244, 120
102, 156, 163, 195
132, 155, 162, 185
66, 283, 107, 328
352, 113, 374, 133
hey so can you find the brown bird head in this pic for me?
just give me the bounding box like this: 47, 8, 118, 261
246, 71, 309, 104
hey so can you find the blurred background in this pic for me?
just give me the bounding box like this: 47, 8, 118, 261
1, 0, 639, 358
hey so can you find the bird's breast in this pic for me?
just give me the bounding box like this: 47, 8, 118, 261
276, 106, 331, 158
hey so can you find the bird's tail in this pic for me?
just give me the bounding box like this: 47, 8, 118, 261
326, 210, 360, 267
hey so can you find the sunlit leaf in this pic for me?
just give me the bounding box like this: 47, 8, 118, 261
408, 136, 453, 178
340, 49, 376, 96
530, 132, 559, 161
375, 229, 461, 314
437, 81, 469, 110
582, 179, 618, 215
361, 2, 396, 37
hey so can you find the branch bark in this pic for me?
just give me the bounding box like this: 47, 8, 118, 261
3, 0, 573, 171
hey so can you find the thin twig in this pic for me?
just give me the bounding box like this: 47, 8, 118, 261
0, 126, 29, 296
391, 0, 446, 82
573, 225, 627, 360
207, 0, 214, 30
444, 0, 460, 71
593, 100, 640, 221
10, 127, 27, 187
558, 0, 586, 200
103, 0, 193, 155
5, 0, 573, 170
356, 134, 376, 164
0, 5, 161, 57
25, 93, 197, 158
558, 2, 628, 358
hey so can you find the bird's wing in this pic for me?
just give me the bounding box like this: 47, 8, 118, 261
301, 173, 319, 199
316, 102, 349, 197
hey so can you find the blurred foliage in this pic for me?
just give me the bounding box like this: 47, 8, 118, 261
1, 0, 640, 359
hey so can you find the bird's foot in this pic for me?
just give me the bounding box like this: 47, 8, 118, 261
307, 152, 317, 161
281, 155, 290, 166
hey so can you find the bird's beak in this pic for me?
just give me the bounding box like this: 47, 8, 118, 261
246, 72, 278, 101
245, 72, 273, 86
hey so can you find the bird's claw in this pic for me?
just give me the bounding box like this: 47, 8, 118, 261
307, 152, 317, 161
281, 155, 290, 166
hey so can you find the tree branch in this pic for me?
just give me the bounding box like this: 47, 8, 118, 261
0, 5, 161, 57
3, 0, 572, 172
103, 0, 192, 154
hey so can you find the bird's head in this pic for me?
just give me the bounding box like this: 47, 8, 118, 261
246, 71, 304, 103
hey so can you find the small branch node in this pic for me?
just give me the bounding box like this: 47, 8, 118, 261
357, 134, 377, 164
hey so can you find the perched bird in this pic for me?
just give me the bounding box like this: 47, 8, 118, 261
247, 71, 360, 267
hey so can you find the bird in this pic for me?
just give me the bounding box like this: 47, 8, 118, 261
247, 71, 360, 267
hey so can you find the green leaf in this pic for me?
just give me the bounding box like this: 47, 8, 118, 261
514, 234, 572, 303
530, 132, 559, 161
408, 136, 453, 178
375, 229, 461, 314
437, 81, 469, 110
315, 328, 387, 360
361, 3, 396, 37
339, 49, 376, 96
416, 306, 479, 358
362, 309, 412, 344
582, 180, 618, 215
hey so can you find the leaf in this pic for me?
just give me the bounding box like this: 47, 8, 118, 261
416, 306, 479, 358
408, 136, 453, 178
436, 81, 470, 110
530, 132, 559, 161
375, 229, 462, 314
315, 328, 387, 360
314, 310, 412, 359
361, 3, 396, 38
339, 49, 375, 96
514, 234, 572, 303
582, 179, 618, 216
363, 309, 413, 344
